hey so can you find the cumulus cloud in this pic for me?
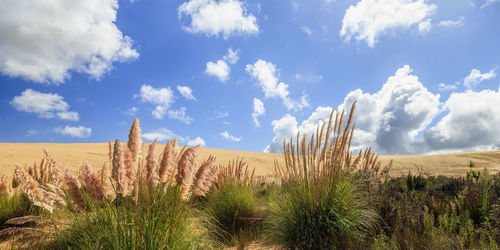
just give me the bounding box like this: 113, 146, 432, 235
53, 125, 92, 138
422, 89, 500, 153
177, 85, 196, 100
246, 59, 309, 110
206, 60, 230, 82
0, 0, 139, 84
178, 0, 259, 39
438, 16, 464, 27
463, 68, 496, 89
252, 98, 265, 127
266, 65, 500, 154
264, 106, 333, 153
206, 48, 240, 82
167, 107, 193, 124
418, 20, 432, 34
220, 131, 242, 142
137, 84, 175, 119
143, 128, 206, 147
10, 89, 79, 121
340, 0, 437, 47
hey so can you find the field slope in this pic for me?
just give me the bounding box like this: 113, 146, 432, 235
0, 143, 499, 177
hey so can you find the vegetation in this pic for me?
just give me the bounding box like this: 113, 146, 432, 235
1, 110, 500, 249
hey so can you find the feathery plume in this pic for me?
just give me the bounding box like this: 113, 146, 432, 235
64, 171, 85, 211
112, 138, 123, 182
12, 173, 20, 189
176, 145, 200, 200
15, 166, 55, 213
80, 162, 104, 204
123, 147, 135, 195
100, 163, 116, 201
159, 140, 177, 184
146, 139, 159, 188
108, 142, 113, 161
193, 156, 218, 196
127, 118, 143, 162
0, 175, 11, 194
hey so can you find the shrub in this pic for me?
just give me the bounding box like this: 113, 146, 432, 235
204, 181, 259, 245
267, 175, 378, 249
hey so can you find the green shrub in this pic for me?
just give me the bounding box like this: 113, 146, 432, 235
266, 174, 378, 249
204, 182, 259, 245
52, 186, 203, 249
405, 173, 427, 191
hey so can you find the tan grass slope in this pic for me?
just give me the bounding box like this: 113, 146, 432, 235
0, 143, 499, 177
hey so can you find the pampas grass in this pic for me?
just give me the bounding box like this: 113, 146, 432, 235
127, 117, 143, 162
64, 172, 85, 211
193, 156, 218, 196
159, 139, 177, 185
145, 139, 159, 189
80, 162, 104, 204
177, 145, 200, 200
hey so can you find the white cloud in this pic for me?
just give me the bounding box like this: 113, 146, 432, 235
54, 125, 92, 138
206, 48, 240, 82
438, 16, 464, 27
252, 98, 265, 127
266, 65, 500, 154
167, 107, 193, 124
423, 89, 500, 153
0, 0, 139, 84
340, 0, 437, 47
187, 137, 206, 147
418, 19, 432, 34
178, 0, 259, 39
177, 85, 196, 100
206, 60, 230, 82
143, 128, 206, 147
246, 59, 309, 110
137, 84, 175, 119
10, 89, 79, 121
463, 68, 496, 89
222, 48, 240, 64
220, 131, 241, 142
124, 107, 138, 116
56, 111, 80, 121
301, 26, 312, 36
214, 110, 229, 118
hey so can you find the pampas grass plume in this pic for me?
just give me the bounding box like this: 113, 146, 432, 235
127, 118, 143, 162
146, 139, 159, 188
177, 145, 200, 200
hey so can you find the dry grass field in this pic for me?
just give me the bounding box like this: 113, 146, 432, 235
1, 143, 499, 178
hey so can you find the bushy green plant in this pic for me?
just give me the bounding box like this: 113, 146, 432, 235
204, 181, 259, 245
267, 175, 378, 249
52, 186, 203, 249
405, 172, 427, 191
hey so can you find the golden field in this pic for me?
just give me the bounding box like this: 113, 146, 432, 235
1, 143, 499, 177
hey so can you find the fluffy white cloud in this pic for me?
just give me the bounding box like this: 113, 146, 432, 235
143, 128, 206, 147
10, 89, 79, 121
246, 59, 309, 110
423, 89, 500, 153
264, 106, 333, 153
178, 0, 259, 39
206, 60, 230, 82
252, 98, 265, 127
266, 65, 500, 154
177, 85, 196, 100
137, 84, 175, 119
340, 0, 437, 47
167, 107, 193, 124
206, 48, 240, 82
0, 0, 138, 84
418, 20, 432, 34
463, 68, 496, 89
220, 131, 242, 142
222, 48, 240, 64
187, 137, 206, 147
54, 125, 92, 138
437, 83, 458, 91
438, 17, 464, 27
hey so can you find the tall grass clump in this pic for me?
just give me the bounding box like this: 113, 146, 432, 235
49, 118, 219, 249
268, 102, 381, 249
203, 158, 260, 247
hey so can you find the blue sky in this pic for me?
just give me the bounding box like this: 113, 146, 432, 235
1, 0, 500, 154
